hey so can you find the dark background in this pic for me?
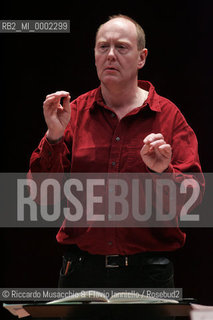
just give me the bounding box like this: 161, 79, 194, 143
1, 0, 213, 318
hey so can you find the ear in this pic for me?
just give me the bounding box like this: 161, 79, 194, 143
138, 48, 148, 70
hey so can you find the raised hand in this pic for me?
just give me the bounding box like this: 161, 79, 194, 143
43, 91, 71, 142
140, 133, 172, 173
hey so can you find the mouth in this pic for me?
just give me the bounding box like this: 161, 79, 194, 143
104, 66, 118, 71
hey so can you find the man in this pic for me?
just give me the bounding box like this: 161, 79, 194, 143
29, 15, 204, 290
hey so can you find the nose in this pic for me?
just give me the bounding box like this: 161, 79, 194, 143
107, 46, 116, 60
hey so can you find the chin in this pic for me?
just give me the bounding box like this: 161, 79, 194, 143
101, 76, 120, 85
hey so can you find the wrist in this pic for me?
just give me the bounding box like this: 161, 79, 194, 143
46, 130, 63, 144
147, 164, 172, 174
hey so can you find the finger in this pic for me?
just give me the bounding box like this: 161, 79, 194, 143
140, 143, 155, 156
143, 133, 164, 144
150, 139, 166, 147
44, 93, 70, 112
43, 96, 61, 109
46, 91, 70, 98
46, 91, 70, 99
62, 95, 71, 113
158, 144, 172, 157
143, 133, 156, 144
44, 96, 60, 104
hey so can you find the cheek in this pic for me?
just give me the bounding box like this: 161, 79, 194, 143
95, 55, 102, 68
96, 57, 106, 74
125, 58, 140, 71
95, 58, 103, 79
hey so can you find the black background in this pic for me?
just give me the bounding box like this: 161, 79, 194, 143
1, 0, 213, 318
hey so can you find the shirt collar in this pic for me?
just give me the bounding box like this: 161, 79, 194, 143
90, 80, 162, 112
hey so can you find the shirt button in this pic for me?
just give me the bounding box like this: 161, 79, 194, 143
115, 136, 120, 141
48, 151, 52, 156
108, 241, 112, 246
112, 161, 116, 166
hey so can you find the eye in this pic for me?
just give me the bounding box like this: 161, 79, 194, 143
98, 44, 109, 51
116, 45, 128, 53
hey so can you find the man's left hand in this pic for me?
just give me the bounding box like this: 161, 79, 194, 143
140, 133, 172, 173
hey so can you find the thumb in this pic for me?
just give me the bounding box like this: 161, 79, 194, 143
63, 95, 71, 113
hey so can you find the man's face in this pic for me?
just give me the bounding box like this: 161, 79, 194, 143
95, 18, 146, 87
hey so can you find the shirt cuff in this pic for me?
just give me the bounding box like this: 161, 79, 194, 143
145, 164, 188, 185
40, 135, 65, 162
145, 164, 174, 175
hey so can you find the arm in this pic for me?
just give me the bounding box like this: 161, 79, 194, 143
29, 91, 73, 173
140, 109, 204, 177
28, 91, 75, 206
140, 110, 205, 218
140, 133, 172, 174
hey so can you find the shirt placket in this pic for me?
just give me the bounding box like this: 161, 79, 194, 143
108, 119, 124, 173
105, 117, 126, 252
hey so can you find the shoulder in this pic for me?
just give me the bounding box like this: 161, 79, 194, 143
141, 80, 182, 117
153, 90, 187, 123
70, 87, 99, 110
156, 92, 180, 113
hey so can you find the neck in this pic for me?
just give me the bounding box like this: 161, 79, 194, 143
101, 78, 138, 109
101, 79, 147, 119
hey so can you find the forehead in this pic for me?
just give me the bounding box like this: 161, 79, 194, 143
96, 18, 137, 44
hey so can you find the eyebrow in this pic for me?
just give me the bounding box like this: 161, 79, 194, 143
96, 38, 132, 45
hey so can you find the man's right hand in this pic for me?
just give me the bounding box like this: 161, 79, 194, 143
43, 91, 71, 143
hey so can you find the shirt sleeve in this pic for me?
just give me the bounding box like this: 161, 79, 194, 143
145, 106, 205, 216
29, 100, 76, 173
169, 109, 203, 174
145, 105, 204, 176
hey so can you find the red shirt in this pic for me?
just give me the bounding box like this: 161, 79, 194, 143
29, 80, 204, 255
